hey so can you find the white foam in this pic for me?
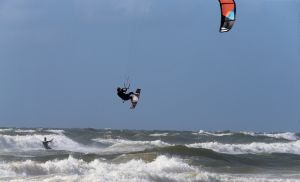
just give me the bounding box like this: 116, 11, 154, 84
0, 128, 13, 132
15, 129, 36, 133
0, 134, 98, 153
1, 156, 299, 182
92, 138, 171, 154
149, 133, 168, 137
0, 134, 51, 151
187, 140, 300, 155
0, 134, 170, 155
240, 132, 299, 141
193, 130, 233, 137
45, 130, 65, 134
261, 132, 298, 141
193, 130, 299, 141
240, 131, 256, 136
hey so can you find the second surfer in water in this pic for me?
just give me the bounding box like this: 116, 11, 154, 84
42, 137, 53, 149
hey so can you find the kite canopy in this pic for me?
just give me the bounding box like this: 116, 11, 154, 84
219, 0, 236, 33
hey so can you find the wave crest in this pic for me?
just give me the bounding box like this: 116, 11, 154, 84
0, 134, 93, 153
93, 138, 171, 154
1, 156, 300, 182
187, 141, 300, 154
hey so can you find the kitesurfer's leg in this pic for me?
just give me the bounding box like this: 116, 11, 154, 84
128, 92, 134, 95
128, 92, 136, 101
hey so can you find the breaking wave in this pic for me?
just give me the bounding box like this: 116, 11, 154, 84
0, 134, 98, 153
240, 132, 299, 141
0, 128, 300, 181
92, 138, 171, 154
0, 133, 171, 155
259, 132, 298, 141
187, 140, 300, 155
193, 130, 233, 137
193, 130, 299, 141
0, 128, 13, 132
0, 155, 299, 182
44, 129, 65, 134
15, 129, 36, 133
149, 133, 168, 137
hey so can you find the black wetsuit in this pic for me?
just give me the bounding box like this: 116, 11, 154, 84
117, 88, 134, 101
43, 140, 52, 149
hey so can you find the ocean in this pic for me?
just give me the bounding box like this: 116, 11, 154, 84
0, 128, 300, 182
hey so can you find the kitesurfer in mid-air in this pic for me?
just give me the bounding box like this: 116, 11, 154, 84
117, 87, 135, 102
117, 84, 141, 109
42, 137, 53, 149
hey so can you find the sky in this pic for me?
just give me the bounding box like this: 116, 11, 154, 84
0, 0, 299, 131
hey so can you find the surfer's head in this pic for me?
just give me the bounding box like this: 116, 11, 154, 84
44, 137, 47, 141
117, 87, 121, 92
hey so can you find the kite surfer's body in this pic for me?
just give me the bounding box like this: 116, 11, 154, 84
117, 88, 135, 101
42, 137, 53, 149
117, 87, 141, 109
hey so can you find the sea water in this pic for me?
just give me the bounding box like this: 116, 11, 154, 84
0, 128, 300, 182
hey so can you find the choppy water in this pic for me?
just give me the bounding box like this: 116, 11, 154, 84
0, 128, 300, 182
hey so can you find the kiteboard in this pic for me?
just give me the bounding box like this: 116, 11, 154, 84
130, 89, 141, 109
